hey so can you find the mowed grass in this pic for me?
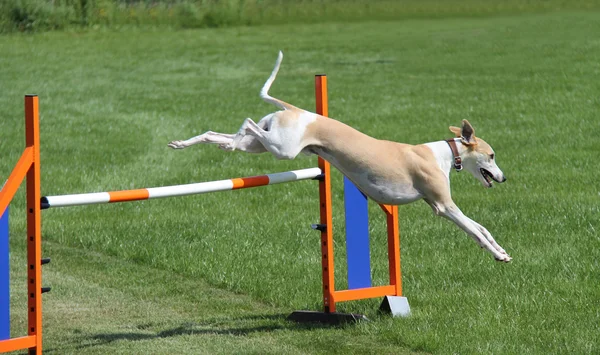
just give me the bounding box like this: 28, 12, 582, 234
1, 10, 599, 354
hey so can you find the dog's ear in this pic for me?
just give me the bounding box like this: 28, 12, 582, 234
460, 119, 477, 146
449, 126, 462, 137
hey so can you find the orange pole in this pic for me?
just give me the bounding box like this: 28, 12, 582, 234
25, 95, 42, 354
0, 147, 34, 216
0, 97, 43, 353
0, 335, 37, 353
333, 285, 396, 302
315, 75, 335, 313
386, 205, 402, 296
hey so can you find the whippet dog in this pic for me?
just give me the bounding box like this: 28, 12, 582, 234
168, 51, 511, 262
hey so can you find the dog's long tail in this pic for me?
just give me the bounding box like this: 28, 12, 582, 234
260, 51, 297, 111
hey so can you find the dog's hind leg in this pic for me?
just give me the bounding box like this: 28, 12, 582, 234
168, 130, 268, 154
168, 131, 234, 149
224, 116, 303, 160
224, 118, 269, 152
219, 134, 268, 154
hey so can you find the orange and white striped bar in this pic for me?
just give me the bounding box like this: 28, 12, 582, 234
41, 167, 322, 209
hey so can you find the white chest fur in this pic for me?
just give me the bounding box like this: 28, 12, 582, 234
311, 147, 424, 205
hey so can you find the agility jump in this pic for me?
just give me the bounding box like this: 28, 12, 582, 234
0, 76, 406, 354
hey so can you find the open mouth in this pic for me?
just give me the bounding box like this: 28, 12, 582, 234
480, 168, 494, 187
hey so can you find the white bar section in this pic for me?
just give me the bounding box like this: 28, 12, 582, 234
42, 167, 322, 208
147, 179, 234, 199
43, 192, 110, 208
267, 168, 322, 184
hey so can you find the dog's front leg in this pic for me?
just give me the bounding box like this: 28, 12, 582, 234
464, 216, 509, 257
432, 201, 511, 262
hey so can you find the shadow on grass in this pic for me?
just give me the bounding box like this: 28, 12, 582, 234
46, 313, 349, 353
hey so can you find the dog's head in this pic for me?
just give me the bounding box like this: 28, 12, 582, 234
449, 120, 506, 188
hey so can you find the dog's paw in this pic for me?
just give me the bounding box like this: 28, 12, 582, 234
168, 140, 186, 149
494, 254, 512, 263
219, 143, 235, 151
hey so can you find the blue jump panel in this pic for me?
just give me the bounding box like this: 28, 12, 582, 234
343, 177, 371, 289
0, 208, 9, 340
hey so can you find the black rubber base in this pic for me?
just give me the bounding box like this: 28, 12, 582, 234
287, 311, 368, 325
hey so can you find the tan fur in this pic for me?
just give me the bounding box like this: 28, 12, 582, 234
449, 126, 462, 137
298, 115, 453, 206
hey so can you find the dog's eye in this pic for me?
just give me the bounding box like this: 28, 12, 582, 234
489, 154, 495, 160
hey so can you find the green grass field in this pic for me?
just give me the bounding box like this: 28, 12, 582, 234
1, 9, 599, 354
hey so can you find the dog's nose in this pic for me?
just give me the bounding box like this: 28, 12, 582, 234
501, 176, 507, 183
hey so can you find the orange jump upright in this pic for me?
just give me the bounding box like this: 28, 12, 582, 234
0, 95, 46, 354
288, 76, 408, 325
314, 75, 336, 313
